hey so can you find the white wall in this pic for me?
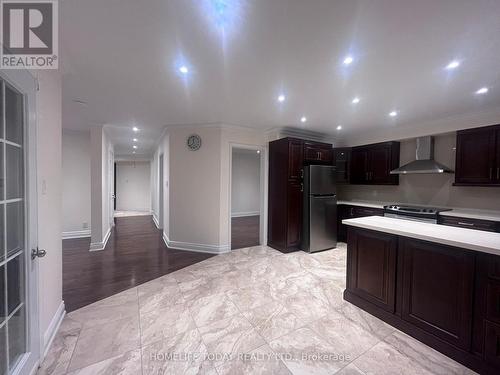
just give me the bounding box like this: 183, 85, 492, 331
90, 127, 114, 250
151, 131, 169, 231
62, 129, 91, 237
338, 132, 500, 211
116, 161, 151, 211
231, 149, 261, 217
35, 70, 63, 355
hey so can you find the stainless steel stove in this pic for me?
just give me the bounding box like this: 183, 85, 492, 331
383, 205, 451, 224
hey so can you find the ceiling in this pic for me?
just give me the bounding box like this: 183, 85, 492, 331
61, 0, 500, 156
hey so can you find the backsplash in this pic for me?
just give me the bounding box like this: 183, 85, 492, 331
338, 132, 500, 211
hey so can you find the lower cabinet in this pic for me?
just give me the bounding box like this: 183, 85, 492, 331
344, 227, 500, 375
347, 229, 397, 312
400, 238, 475, 350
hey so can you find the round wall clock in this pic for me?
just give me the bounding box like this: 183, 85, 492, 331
187, 134, 202, 151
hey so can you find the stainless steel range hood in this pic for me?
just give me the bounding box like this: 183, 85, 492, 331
390, 136, 453, 174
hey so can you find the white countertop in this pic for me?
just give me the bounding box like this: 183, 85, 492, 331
343, 216, 500, 256
338, 199, 500, 222
439, 208, 500, 222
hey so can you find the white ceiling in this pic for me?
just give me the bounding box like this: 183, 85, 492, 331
61, 0, 500, 156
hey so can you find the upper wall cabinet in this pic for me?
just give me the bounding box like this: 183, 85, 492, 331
303, 141, 334, 165
455, 124, 500, 186
333, 147, 351, 184
350, 141, 400, 185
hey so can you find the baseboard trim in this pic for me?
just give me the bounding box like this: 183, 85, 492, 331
163, 232, 230, 254
231, 211, 260, 218
62, 230, 91, 239
42, 301, 66, 358
152, 214, 159, 229
89, 227, 111, 251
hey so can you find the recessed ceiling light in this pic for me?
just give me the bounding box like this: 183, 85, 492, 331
352, 97, 360, 104
132, 127, 139, 132
336, 125, 342, 130
389, 111, 398, 117
445, 60, 460, 70
257, 150, 261, 154
300, 116, 307, 123
133, 138, 138, 142
277, 94, 286, 103
133, 145, 138, 149
475, 87, 489, 95
343, 56, 354, 65
179, 65, 189, 74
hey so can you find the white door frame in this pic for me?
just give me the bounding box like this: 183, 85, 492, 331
158, 154, 164, 229
228, 143, 268, 249
0, 69, 40, 375
109, 149, 114, 227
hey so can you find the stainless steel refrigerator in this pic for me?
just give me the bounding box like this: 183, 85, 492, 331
301, 165, 337, 253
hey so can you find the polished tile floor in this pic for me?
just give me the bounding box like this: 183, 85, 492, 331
39, 244, 476, 375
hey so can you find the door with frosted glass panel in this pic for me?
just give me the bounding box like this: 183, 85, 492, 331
0, 75, 38, 375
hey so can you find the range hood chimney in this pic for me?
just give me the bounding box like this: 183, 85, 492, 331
390, 136, 453, 174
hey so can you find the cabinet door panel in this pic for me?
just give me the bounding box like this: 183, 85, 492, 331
350, 149, 369, 184
347, 228, 397, 312
455, 128, 496, 184
485, 320, 500, 368
400, 238, 474, 350
288, 141, 304, 180
286, 182, 303, 248
496, 130, 500, 182
369, 146, 391, 183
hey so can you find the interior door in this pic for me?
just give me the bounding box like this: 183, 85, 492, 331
0, 72, 39, 375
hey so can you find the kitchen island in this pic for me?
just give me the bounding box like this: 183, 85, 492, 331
343, 216, 500, 375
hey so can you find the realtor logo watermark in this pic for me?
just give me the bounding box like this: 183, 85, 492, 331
1, 0, 58, 69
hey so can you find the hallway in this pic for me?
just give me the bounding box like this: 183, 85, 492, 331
62, 216, 214, 311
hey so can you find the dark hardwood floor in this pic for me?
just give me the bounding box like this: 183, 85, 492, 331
63, 215, 214, 312
231, 215, 260, 250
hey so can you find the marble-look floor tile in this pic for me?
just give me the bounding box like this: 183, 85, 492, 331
242, 300, 304, 342
178, 275, 238, 302
142, 329, 213, 375
269, 327, 347, 375
68, 316, 140, 371
38, 327, 80, 375
188, 292, 240, 328
66, 349, 142, 375
216, 344, 292, 375
383, 331, 477, 375
138, 277, 184, 315
308, 311, 380, 363
335, 363, 367, 375
252, 277, 302, 302
140, 302, 196, 345
351, 341, 434, 375
283, 289, 330, 324
68, 288, 139, 329
226, 286, 275, 312
198, 314, 266, 367
336, 302, 395, 340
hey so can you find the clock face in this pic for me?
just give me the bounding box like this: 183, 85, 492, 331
187, 134, 202, 151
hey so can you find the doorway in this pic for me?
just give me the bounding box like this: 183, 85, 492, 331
230, 147, 264, 250
0, 72, 40, 375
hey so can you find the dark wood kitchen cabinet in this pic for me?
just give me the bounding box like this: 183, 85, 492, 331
333, 148, 351, 184
337, 205, 384, 242
344, 227, 500, 375
350, 141, 400, 185
346, 228, 397, 313
268, 137, 333, 253
455, 124, 500, 186
304, 141, 334, 165
399, 238, 475, 350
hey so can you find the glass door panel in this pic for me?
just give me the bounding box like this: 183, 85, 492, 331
0, 79, 27, 375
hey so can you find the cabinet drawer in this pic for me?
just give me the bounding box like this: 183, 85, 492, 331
487, 280, 500, 324
353, 206, 384, 217
438, 216, 499, 232
484, 320, 500, 368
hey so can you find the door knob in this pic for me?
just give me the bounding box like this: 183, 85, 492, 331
31, 248, 47, 260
